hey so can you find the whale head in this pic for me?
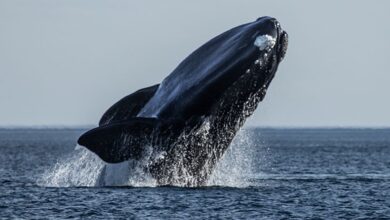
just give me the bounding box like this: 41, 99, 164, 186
241, 16, 288, 69
139, 16, 288, 119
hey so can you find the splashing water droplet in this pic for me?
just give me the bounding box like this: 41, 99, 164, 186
207, 129, 261, 187
38, 147, 105, 187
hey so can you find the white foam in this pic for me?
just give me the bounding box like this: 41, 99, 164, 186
38, 147, 105, 187
254, 35, 276, 51
207, 129, 265, 187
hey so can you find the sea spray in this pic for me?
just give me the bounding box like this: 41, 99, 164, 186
100, 145, 157, 187
208, 129, 259, 187
38, 146, 105, 187
39, 128, 265, 187
38, 145, 158, 187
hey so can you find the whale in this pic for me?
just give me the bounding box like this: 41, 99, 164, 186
78, 16, 288, 186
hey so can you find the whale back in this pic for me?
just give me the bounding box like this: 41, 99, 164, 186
137, 23, 259, 120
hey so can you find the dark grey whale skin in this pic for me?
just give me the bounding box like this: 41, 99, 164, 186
78, 16, 288, 186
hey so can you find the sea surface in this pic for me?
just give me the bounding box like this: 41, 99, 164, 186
1, 128, 390, 219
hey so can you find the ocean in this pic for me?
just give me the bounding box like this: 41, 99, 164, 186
1, 128, 389, 219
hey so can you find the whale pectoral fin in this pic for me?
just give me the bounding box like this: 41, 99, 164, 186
99, 84, 159, 126
78, 118, 158, 163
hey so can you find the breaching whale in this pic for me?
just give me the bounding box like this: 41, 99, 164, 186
78, 16, 288, 186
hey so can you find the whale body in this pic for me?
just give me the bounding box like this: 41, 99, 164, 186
78, 16, 288, 186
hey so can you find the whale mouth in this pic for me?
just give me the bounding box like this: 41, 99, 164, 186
277, 30, 288, 62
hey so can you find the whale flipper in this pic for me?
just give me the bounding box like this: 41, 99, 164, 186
79, 118, 158, 163
99, 84, 159, 126
79, 117, 186, 163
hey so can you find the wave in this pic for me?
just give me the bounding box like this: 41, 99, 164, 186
247, 173, 390, 181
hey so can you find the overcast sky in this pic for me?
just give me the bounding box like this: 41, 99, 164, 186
0, 0, 389, 127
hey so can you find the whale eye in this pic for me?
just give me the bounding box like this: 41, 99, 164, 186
254, 35, 276, 51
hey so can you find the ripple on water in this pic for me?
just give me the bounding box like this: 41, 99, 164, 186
1, 128, 390, 218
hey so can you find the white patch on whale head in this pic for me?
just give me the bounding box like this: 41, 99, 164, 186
254, 35, 276, 51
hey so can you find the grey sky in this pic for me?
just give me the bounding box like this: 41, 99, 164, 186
0, 0, 389, 127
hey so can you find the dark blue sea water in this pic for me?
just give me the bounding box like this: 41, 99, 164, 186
1, 128, 390, 219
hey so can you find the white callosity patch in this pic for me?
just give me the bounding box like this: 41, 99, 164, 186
254, 35, 276, 51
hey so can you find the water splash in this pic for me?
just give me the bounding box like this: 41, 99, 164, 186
38, 128, 263, 188
99, 145, 157, 187
38, 145, 158, 187
38, 146, 105, 187
207, 129, 259, 187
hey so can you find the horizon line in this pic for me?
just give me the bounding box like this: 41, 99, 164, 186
0, 125, 389, 130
